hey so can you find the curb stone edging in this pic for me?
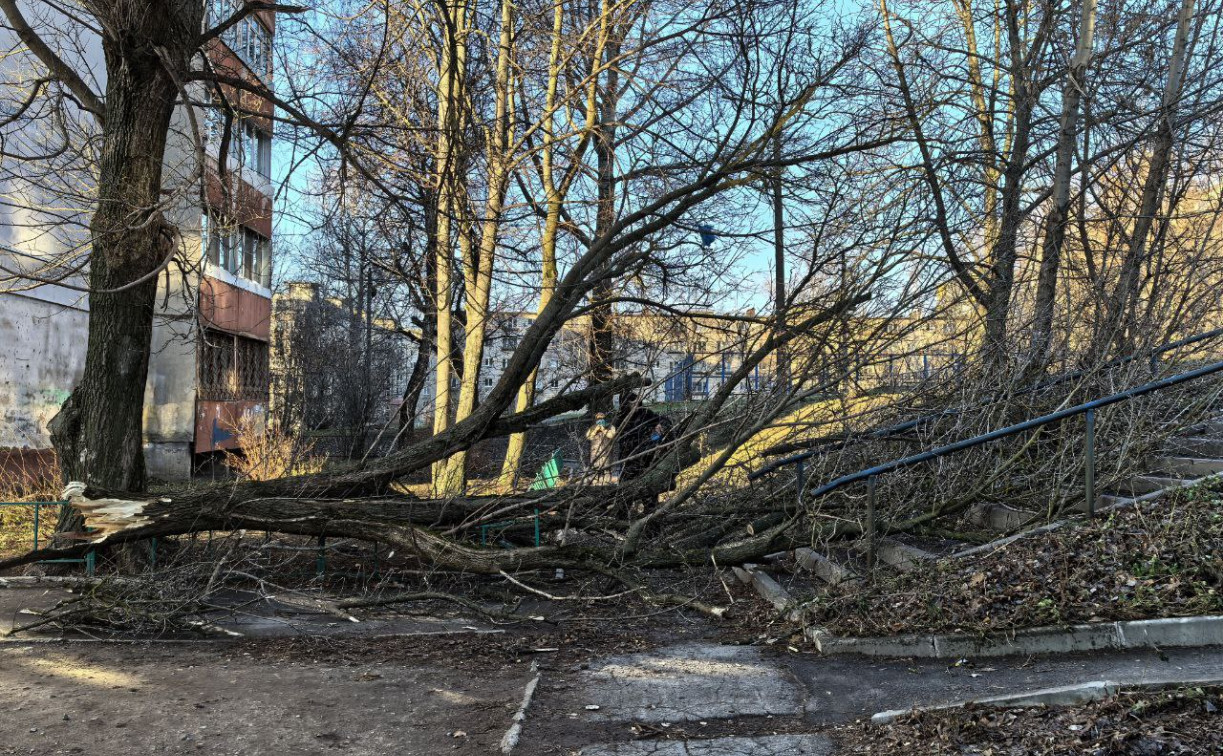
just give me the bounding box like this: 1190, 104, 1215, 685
869, 675, 1223, 725
806, 615, 1223, 658
500, 661, 541, 754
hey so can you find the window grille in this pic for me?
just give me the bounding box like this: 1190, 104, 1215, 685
198, 330, 270, 402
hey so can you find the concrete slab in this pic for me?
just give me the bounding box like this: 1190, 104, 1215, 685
870, 538, 933, 572
1165, 436, 1223, 458
786, 645, 1223, 726
1153, 456, 1223, 477
794, 548, 855, 585
1118, 475, 1191, 496
1118, 616, 1223, 648
577, 643, 806, 723
579, 734, 833, 755
966, 503, 1039, 532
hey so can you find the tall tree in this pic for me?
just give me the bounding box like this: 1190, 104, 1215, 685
0, 0, 203, 494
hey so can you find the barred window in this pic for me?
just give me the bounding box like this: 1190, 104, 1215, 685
198, 329, 270, 402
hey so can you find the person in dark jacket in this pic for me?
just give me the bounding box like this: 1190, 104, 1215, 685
615, 393, 668, 512
615, 393, 661, 481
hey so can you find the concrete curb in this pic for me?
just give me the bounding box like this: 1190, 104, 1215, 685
807, 615, 1223, 659
500, 661, 541, 754
870, 675, 1223, 725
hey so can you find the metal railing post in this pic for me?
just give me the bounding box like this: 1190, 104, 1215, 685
32, 502, 40, 551
1085, 408, 1096, 518
796, 459, 806, 507
866, 475, 877, 572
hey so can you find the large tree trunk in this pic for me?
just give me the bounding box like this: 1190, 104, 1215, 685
500, 0, 571, 490
48, 2, 199, 511
436, 0, 516, 496
586, 0, 622, 415
429, 0, 469, 493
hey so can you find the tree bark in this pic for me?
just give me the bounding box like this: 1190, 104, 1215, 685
587, 0, 623, 415
437, 0, 517, 495
46, 1, 200, 509
500, 0, 577, 489
429, 0, 470, 493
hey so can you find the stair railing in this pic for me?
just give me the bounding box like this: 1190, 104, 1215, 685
761, 324, 1223, 460
748, 357, 1223, 564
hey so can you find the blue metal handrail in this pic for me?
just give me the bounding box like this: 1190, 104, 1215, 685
749, 356, 1223, 521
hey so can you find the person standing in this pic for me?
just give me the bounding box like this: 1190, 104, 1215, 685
615, 393, 668, 512
586, 412, 617, 485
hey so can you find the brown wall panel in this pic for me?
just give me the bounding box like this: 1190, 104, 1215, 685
200, 277, 272, 341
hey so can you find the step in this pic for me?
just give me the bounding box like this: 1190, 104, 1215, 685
1071, 486, 1177, 513
1189, 417, 1223, 435
1164, 436, 1223, 458
732, 564, 793, 612
867, 538, 934, 573
1114, 475, 1191, 497
794, 547, 856, 586
1151, 456, 1223, 478
965, 503, 1040, 532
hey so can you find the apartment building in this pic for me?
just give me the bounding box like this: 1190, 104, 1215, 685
269, 282, 423, 453
0, 2, 278, 480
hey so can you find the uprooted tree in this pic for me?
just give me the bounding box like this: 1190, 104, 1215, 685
5, 0, 1223, 586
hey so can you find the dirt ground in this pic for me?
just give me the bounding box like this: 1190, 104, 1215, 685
0, 583, 716, 756
3, 568, 1223, 756
0, 639, 532, 755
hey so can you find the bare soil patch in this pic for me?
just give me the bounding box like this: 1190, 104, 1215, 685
835, 685, 1223, 755
801, 482, 1223, 638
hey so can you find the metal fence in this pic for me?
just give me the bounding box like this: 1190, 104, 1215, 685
0, 500, 95, 575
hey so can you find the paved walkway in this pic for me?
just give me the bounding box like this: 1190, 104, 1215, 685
525, 641, 1223, 754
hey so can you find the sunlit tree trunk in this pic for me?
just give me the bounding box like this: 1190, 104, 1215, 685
499, 0, 569, 490
436, 0, 517, 496
429, 0, 470, 493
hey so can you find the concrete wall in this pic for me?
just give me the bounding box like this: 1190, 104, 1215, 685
0, 290, 88, 450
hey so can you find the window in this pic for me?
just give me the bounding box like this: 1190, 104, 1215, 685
205, 218, 240, 274
206, 217, 270, 287
203, 105, 271, 179
231, 120, 271, 177
198, 329, 270, 402
255, 127, 272, 177
484, 356, 495, 367
501, 359, 508, 369
211, 1, 274, 80
483, 377, 493, 388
